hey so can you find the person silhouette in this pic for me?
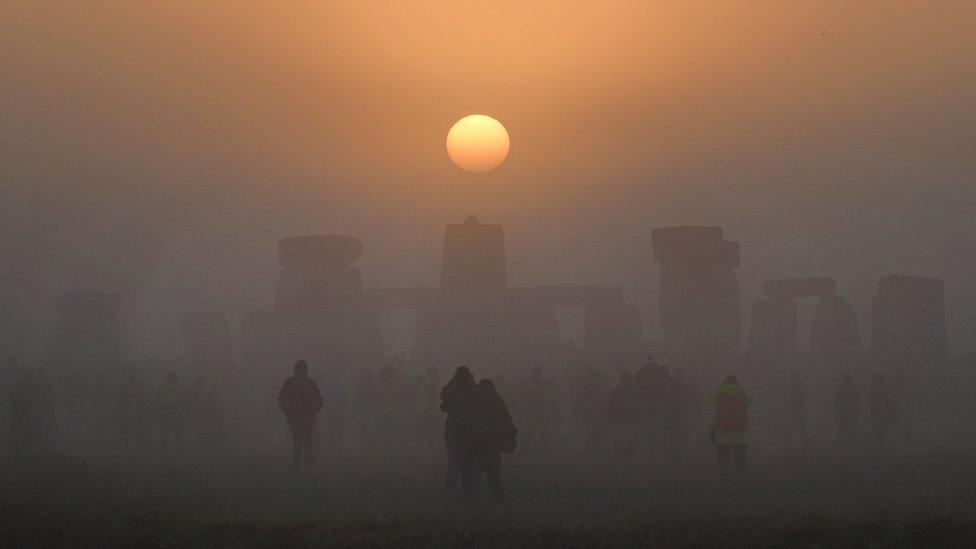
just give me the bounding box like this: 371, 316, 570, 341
709, 374, 752, 475
440, 366, 484, 496
278, 359, 324, 471
477, 378, 516, 502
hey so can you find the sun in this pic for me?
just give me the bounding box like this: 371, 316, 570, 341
446, 115, 510, 173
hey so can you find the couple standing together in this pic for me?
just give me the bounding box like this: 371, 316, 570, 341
440, 366, 517, 501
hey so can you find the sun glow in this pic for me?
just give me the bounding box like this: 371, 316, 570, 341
446, 115, 510, 173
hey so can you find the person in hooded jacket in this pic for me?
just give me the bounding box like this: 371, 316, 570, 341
440, 366, 484, 496
477, 378, 517, 502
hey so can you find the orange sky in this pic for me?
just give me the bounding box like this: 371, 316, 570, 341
2, 1, 975, 356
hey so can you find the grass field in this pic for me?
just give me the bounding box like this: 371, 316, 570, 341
2, 445, 975, 546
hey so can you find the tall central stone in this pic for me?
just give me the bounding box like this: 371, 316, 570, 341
416, 215, 558, 374
441, 215, 506, 293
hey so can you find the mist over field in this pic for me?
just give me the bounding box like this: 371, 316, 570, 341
2, 1, 975, 546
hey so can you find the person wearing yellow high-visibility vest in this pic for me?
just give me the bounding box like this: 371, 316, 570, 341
709, 375, 752, 475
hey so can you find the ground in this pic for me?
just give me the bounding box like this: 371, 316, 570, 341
2, 446, 975, 546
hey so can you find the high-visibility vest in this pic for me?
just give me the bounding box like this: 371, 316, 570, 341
712, 387, 748, 431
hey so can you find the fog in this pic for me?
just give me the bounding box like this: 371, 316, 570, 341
2, 1, 974, 358
2, 2, 976, 544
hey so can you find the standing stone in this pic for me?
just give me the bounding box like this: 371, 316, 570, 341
416, 216, 560, 376
441, 215, 506, 293
749, 277, 859, 369
243, 233, 381, 380
870, 275, 948, 369
362, 216, 643, 379
652, 226, 741, 374
274, 235, 364, 313
415, 292, 561, 376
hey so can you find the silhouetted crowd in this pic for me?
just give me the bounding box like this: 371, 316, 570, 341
3, 347, 922, 491
1, 356, 223, 458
